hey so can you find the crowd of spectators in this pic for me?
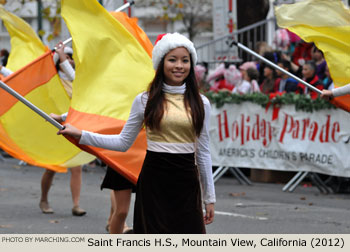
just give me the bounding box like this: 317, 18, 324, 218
195, 28, 332, 99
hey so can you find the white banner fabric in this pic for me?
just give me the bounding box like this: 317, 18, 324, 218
209, 102, 350, 177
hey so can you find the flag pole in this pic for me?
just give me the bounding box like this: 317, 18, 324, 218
0, 80, 64, 130
229, 40, 322, 94
56, 1, 135, 48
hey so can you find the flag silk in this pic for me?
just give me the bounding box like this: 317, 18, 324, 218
0, 6, 48, 71
0, 52, 95, 172
275, 0, 350, 87
62, 0, 155, 184
110, 12, 153, 58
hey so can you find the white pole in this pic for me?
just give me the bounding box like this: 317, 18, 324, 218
0, 80, 64, 130
115, 0, 134, 12
230, 41, 322, 94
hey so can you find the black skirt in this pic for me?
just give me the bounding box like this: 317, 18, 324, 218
101, 166, 136, 192
133, 151, 205, 234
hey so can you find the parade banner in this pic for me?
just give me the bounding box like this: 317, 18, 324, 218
210, 102, 350, 177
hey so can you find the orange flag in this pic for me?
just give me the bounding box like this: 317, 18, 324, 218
110, 12, 153, 58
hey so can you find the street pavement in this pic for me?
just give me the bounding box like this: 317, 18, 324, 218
1, 157, 350, 234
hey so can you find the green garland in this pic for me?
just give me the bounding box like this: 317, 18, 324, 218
205, 91, 336, 112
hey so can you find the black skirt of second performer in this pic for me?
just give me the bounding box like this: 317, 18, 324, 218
133, 150, 205, 234
101, 166, 136, 192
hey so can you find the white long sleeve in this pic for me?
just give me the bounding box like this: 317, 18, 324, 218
79, 93, 145, 152
332, 84, 350, 97
61, 112, 68, 122
0, 66, 13, 77
59, 60, 75, 81
197, 95, 216, 204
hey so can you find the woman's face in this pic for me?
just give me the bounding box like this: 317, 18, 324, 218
312, 48, 323, 61
163, 47, 191, 86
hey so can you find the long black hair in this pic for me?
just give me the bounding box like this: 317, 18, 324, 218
144, 54, 205, 136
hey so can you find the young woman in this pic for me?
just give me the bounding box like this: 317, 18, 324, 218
50, 42, 134, 232
57, 33, 216, 233
260, 65, 279, 94
39, 42, 86, 217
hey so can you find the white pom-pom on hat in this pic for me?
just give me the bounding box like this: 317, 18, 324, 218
53, 46, 73, 64
152, 32, 197, 70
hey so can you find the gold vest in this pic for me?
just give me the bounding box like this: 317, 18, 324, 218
146, 93, 195, 144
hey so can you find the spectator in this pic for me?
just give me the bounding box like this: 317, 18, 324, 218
275, 60, 298, 93
258, 51, 280, 84
260, 65, 279, 94
246, 67, 261, 93
296, 60, 324, 99
239, 62, 260, 93
311, 45, 327, 81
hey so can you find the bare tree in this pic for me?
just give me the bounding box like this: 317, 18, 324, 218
136, 0, 212, 40
2, 0, 61, 41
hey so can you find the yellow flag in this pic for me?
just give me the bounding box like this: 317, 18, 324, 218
0, 5, 95, 172
61, 0, 154, 183
275, 0, 350, 86
0, 6, 47, 71
62, 0, 154, 120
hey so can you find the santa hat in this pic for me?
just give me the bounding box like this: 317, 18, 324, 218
53, 46, 73, 64
152, 32, 197, 70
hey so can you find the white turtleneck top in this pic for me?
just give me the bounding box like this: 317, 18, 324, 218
80, 83, 215, 204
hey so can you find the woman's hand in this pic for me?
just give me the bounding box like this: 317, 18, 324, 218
57, 123, 82, 140
49, 113, 63, 123
320, 90, 333, 101
55, 41, 66, 63
204, 203, 214, 225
